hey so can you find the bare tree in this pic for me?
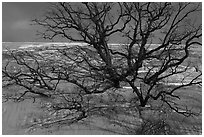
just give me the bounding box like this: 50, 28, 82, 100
2, 2, 201, 133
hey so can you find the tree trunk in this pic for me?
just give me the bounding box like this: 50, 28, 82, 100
139, 99, 147, 107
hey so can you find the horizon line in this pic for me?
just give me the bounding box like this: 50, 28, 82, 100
2, 42, 164, 45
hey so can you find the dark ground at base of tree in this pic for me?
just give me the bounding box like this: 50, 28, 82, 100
2, 85, 202, 135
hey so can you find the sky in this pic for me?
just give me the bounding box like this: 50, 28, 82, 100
2, 2, 202, 43
2, 2, 49, 42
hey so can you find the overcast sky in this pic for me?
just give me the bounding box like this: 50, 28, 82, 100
2, 2, 202, 42
2, 2, 49, 42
